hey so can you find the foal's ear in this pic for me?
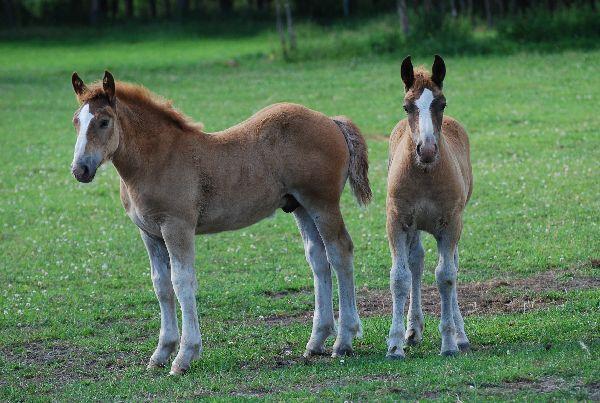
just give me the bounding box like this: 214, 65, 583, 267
401, 55, 414, 91
431, 55, 446, 88
72, 72, 87, 97
103, 70, 116, 104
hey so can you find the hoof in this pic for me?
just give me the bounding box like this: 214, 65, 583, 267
147, 359, 166, 370
303, 348, 328, 358
458, 342, 471, 352
405, 330, 422, 346
441, 349, 460, 357
332, 346, 353, 358
169, 364, 188, 376
386, 345, 405, 360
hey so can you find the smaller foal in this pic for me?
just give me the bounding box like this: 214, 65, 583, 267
386, 55, 473, 358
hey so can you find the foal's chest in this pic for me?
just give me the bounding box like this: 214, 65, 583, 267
119, 181, 163, 237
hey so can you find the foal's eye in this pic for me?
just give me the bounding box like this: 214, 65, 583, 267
440, 102, 447, 110
403, 105, 412, 113
99, 119, 109, 128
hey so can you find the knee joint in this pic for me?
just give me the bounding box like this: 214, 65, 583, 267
390, 266, 411, 294
435, 264, 456, 287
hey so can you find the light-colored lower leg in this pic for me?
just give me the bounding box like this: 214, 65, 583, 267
387, 230, 410, 359
453, 247, 469, 350
294, 208, 335, 357
436, 237, 459, 356
406, 232, 424, 346
310, 209, 361, 357
141, 231, 180, 369
162, 223, 202, 375
328, 234, 362, 357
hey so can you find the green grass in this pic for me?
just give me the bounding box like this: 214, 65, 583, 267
0, 26, 599, 400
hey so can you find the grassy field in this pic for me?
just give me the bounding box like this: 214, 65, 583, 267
0, 24, 599, 400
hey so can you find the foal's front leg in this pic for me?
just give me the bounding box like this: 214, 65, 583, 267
405, 231, 425, 346
386, 218, 411, 359
141, 230, 180, 369
435, 227, 460, 356
161, 221, 202, 375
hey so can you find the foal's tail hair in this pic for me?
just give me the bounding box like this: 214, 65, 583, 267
332, 116, 372, 206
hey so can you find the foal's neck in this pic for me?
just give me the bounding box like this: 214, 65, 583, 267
111, 99, 207, 182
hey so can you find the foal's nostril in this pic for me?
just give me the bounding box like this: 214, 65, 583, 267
81, 164, 90, 178
416, 143, 422, 155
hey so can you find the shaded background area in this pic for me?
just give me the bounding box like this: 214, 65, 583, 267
2, 0, 598, 59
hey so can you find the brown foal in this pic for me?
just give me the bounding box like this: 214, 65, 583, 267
386, 56, 473, 359
69, 71, 371, 374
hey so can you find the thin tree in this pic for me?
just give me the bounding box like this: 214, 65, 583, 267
2, 0, 17, 27
484, 0, 493, 28
90, 0, 102, 24
275, 0, 288, 58
177, 0, 189, 19
343, 0, 350, 17
164, 0, 172, 18
449, 0, 458, 16
219, 0, 233, 13
284, 0, 296, 50
124, 0, 133, 18
397, 0, 410, 35
149, 0, 157, 18
110, 0, 119, 19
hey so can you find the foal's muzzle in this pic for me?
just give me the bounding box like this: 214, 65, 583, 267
71, 158, 98, 183
416, 140, 438, 165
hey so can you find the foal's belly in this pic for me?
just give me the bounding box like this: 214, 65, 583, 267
194, 194, 285, 234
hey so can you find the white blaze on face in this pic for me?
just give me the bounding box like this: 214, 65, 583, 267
73, 103, 93, 162
415, 88, 434, 142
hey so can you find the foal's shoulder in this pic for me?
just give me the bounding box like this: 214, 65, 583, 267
389, 119, 410, 156
442, 116, 469, 146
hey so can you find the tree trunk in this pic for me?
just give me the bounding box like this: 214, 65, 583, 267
423, 0, 433, 14
149, 0, 157, 18
343, 0, 350, 16
458, 0, 466, 14
177, 0, 189, 18
484, 0, 493, 28
125, 0, 133, 18
3, 0, 17, 27
90, 0, 102, 24
449, 0, 458, 16
397, 0, 410, 35
219, 0, 233, 14
164, 0, 172, 17
110, 0, 118, 19
275, 0, 288, 58
284, 0, 296, 50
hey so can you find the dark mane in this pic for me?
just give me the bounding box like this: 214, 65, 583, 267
77, 81, 204, 133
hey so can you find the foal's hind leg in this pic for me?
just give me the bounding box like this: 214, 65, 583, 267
294, 207, 335, 357
405, 231, 425, 346
453, 247, 470, 351
140, 230, 180, 369
305, 204, 362, 357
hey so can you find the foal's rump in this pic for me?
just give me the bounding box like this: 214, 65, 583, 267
254, 103, 371, 208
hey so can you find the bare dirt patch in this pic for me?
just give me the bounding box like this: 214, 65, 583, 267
478, 376, 598, 398
261, 269, 599, 325
1, 339, 138, 388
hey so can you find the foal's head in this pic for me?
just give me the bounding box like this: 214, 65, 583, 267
70, 71, 120, 183
400, 55, 446, 167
